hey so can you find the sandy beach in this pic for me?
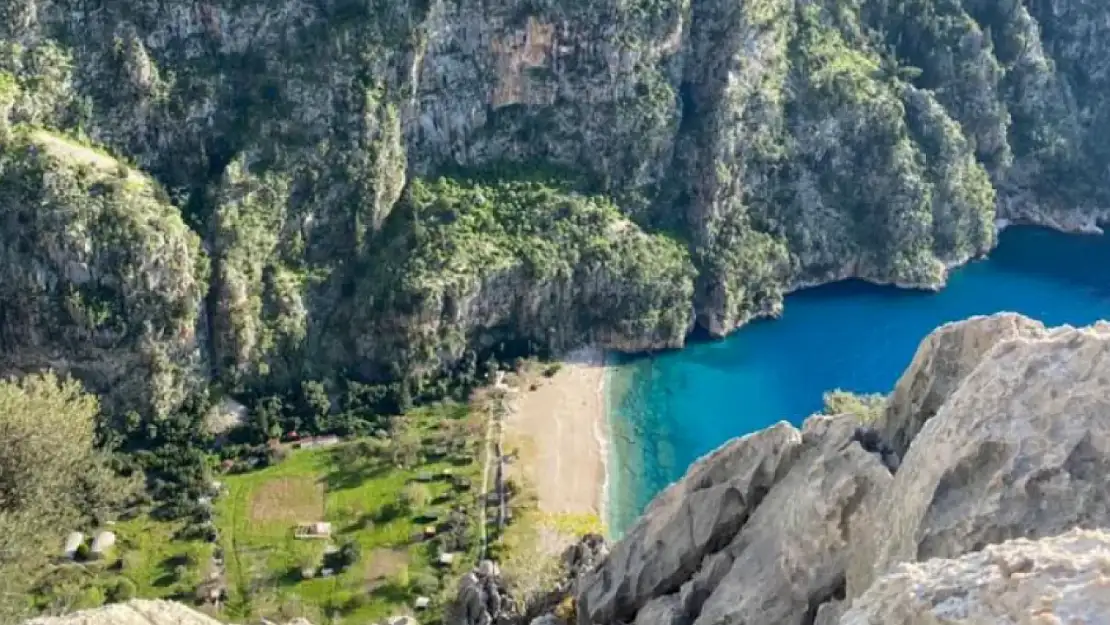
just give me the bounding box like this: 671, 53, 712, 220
503, 348, 609, 521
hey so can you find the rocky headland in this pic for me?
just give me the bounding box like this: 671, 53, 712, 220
568, 312, 1110, 625
29, 314, 1110, 623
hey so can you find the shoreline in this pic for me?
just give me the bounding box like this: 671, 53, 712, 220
503, 347, 612, 531
593, 352, 612, 532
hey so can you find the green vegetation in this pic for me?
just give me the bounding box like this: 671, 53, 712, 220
29, 516, 213, 614
217, 403, 483, 623
348, 177, 696, 383
0, 125, 207, 418
0, 373, 140, 621
24, 401, 484, 624
821, 389, 888, 423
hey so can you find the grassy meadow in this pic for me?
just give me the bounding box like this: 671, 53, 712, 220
29, 402, 486, 624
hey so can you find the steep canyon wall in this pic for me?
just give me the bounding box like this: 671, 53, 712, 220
2, 0, 1109, 413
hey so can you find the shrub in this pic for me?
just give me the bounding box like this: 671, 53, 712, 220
409, 572, 440, 595
106, 577, 137, 603
400, 483, 430, 510
542, 363, 562, 377
555, 595, 576, 623
374, 501, 404, 523
821, 390, 887, 422
324, 539, 361, 571
73, 586, 105, 610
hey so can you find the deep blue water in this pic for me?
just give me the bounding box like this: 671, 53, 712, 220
605, 226, 1110, 535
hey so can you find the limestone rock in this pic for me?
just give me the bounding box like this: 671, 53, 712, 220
687, 414, 890, 625
849, 318, 1110, 598
812, 601, 844, 625
578, 414, 895, 625
576, 422, 804, 625
22, 600, 224, 625
876, 312, 1048, 456
841, 528, 1110, 625
450, 561, 519, 625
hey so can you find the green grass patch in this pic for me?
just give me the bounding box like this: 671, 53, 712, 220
216, 402, 484, 623
28, 516, 213, 613
29, 402, 485, 624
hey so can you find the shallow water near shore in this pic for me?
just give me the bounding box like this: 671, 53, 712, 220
605, 226, 1110, 536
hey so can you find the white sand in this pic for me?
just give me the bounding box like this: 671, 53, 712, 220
504, 348, 609, 520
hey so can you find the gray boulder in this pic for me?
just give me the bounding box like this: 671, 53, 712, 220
688, 414, 891, 625
876, 312, 1048, 457
576, 422, 804, 625
22, 600, 224, 625
849, 319, 1110, 598
841, 528, 1110, 624
579, 414, 893, 625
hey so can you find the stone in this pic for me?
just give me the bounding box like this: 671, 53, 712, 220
633, 595, 684, 625
848, 318, 1110, 598
812, 601, 844, 625
841, 529, 1110, 625
449, 562, 518, 625
576, 422, 804, 625
22, 600, 225, 625
688, 414, 890, 625
875, 313, 1048, 457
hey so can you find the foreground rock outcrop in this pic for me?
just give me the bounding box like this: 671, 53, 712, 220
842, 528, 1110, 624
848, 316, 1110, 599
22, 600, 223, 625
573, 313, 1110, 625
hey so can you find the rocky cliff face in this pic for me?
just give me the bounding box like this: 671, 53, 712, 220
3, 0, 1110, 409
568, 313, 1110, 625
0, 126, 207, 417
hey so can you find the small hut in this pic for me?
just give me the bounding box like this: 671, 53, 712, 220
414, 596, 431, 611
62, 532, 84, 560
437, 552, 455, 567
293, 522, 332, 539
89, 531, 116, 558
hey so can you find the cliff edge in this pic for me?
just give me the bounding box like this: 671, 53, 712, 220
573, 312, 1110, 625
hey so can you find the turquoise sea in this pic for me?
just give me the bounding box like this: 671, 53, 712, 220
605, 226, 1110, 536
